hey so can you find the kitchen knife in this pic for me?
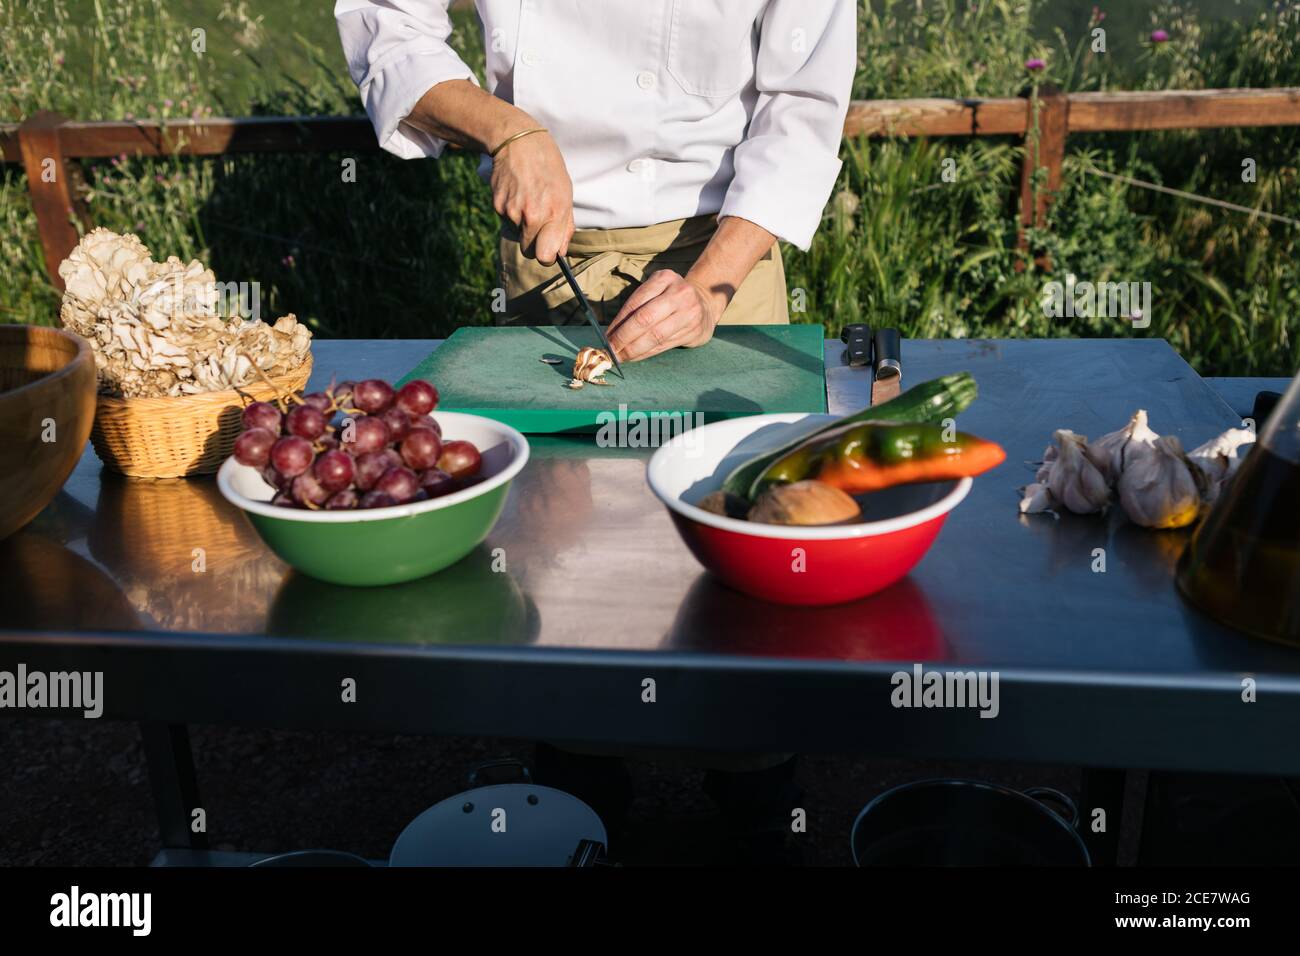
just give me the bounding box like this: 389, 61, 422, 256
840, 324, 873, 368
871, 328, 901, 406
556, 254, 623, 377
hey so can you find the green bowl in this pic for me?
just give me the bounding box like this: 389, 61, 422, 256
217, 411, 529, 587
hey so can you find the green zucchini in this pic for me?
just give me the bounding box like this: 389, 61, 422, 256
720, 372, 979, 501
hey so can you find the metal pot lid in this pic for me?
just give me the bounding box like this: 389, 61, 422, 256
389, 784, 607, 867
250, 850, 372, 867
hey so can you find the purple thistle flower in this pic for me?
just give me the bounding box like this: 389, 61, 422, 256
1025, 58, 1046, 72
1151, 29, 1170, 43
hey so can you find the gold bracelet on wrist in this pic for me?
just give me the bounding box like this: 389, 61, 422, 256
489, 127, 548, 158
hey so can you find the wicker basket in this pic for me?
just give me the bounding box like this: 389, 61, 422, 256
90, 357, 313, 478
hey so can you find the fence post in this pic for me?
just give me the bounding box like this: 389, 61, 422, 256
17, 111, 87, 291
1017, 85, 1069, 270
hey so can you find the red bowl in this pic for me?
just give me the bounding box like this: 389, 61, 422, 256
646, 414, 972, 606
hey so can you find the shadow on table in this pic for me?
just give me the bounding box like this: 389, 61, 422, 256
665, 573, 948, 661
680, 416, 826, 502
267, 545, 540, 646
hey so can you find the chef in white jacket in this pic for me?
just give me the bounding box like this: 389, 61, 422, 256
335, 0, 855, 364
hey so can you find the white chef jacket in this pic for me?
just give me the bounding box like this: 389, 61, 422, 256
334, 0, 855, 250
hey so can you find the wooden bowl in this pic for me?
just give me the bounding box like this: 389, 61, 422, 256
0, 325, 97, 541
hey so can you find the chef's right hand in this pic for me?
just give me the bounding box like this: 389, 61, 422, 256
490, 130, 575, 266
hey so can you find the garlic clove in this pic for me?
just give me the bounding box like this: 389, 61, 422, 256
1018, 482, 1059, 516
1033, 443, 1058, 482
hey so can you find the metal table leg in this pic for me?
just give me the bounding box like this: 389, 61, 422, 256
140, 722, 208, 850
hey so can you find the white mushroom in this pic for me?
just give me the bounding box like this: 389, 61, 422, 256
57, 229, 312, 397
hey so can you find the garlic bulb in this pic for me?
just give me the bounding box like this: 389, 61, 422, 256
1188, 426, 1256, 502
1085, 409, 1160, 483
58, 228, 311, 398
1044, 429, 1112, 514
1019, 410, 1255, 530
1117, 435, 1204, 529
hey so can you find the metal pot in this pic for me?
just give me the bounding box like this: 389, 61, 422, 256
250, 850, 372, 867
389, 760, 609, 867
851, 779, 1090, 866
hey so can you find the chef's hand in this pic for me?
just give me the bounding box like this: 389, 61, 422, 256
402, 82, 575, 264
607, 270, 725, 363
608, 216, 777, 363
490, 130, 575, 266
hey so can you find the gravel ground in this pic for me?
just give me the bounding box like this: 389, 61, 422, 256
0, 718, 1103, 866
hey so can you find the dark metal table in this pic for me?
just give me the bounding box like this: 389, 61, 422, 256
3, 338, 1296, 862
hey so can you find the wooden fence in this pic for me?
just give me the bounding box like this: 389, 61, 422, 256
2, 87, 1299, 290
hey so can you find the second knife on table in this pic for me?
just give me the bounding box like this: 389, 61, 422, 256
871, 328, 901, 405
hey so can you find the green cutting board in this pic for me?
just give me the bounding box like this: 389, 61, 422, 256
397, 325, 828, 434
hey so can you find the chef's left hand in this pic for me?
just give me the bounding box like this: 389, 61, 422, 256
608, 270, 725, 363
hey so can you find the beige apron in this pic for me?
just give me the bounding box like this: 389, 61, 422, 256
498, 214, 789, 327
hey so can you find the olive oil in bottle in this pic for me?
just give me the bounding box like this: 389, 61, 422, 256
1177, 372, 1300, 645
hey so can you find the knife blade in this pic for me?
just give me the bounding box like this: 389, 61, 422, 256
556, 254, 623, 377
871, 327, 901, 406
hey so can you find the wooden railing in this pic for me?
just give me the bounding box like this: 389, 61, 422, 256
3, 88, 1299, 289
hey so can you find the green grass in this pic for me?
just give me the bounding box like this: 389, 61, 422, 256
1, 0, 1298, 376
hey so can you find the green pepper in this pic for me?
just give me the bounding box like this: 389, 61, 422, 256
721, 372, 980, 501
754, 421, 1006, 496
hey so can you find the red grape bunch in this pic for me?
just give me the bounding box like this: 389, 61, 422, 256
231, 377, 484, 510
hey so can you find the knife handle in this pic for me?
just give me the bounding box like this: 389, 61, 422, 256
873, 327, 901, 379
841, 324, 873, 368
1251, 390, 1282, 429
